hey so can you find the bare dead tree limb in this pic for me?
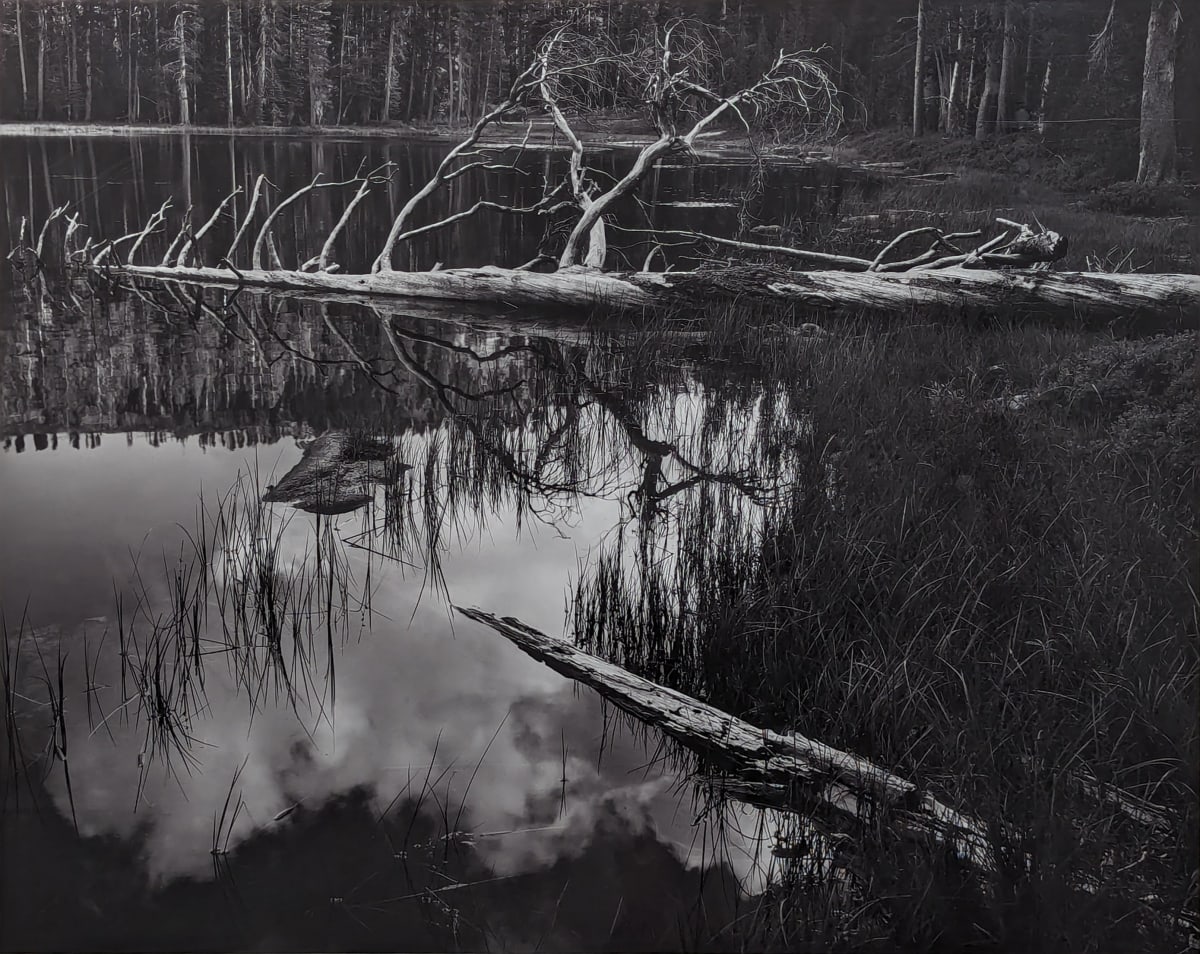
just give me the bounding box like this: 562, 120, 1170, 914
372, 59, 546, 273
316, 162, 395, 272
178, 187, 242, 267
125, 200, 173, 266
225, 174, 268, 266
35, 203, 69, 261
161, 205, 193, 267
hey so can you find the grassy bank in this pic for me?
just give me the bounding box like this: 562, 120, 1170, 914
573, 303, 1198, 951
837, 129, 1196, 205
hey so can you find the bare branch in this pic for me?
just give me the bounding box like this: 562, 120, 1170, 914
36, 204, 69, 260
373, 59, 546, 273
62, 213, 86, 261
225, 174, 268, 266
161, 206, 193, 267
177, 187, 242, 267
317, 162, 394, 272
613, 225, 873, 271
123, 200, 173, 266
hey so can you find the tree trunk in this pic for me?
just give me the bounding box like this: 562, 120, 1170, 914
946, 12, 965, 134
975, 11, 1002, 140
84, 19, 93, 121
996, 0, 1015, 131
35, 8, 45, 121
226, 4, 236, 124
176, 12, 191, 125
382, 8, 397, 122
1022, 5, 1035, 106
78, 262, 1200, 323
1037, 47, 1053, 135
258, 0, 269, 124
67, 5, 77, 121
447, 21, 456, 123
306, 5, 329, 127
16, 0, 29, 113
406, 22, 418, 119
1137, 0, 1181, 185
336, 4, 348, 122
127, 0, 135, 122
923, 57, 939, 133
964, 11, 979, 125
912, 0, 926, 136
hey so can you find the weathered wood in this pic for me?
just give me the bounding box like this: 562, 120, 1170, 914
456, 607, 1199, 940
93, 262, 1200, 320
454, 606, 993, 865
264, 431, 409, 514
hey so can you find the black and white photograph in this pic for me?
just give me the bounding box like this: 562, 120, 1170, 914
0, 1, 1196, 951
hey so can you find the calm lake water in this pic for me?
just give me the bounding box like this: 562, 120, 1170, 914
0, 135, 838, 952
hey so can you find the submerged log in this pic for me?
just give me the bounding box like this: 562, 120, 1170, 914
264, 431, 409, 514
456, 607, 1198, 940
95, 262, 1200, 320
454, 606, 992, 864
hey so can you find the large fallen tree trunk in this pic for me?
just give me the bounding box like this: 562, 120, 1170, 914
455, 606, 994, 866
90, 261, 1200, 320
455, 606, 1198, 940
14, 19, 1196, 323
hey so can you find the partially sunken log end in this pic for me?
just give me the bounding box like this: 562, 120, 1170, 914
263, 430, 409, 514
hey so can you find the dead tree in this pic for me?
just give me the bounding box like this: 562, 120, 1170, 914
17, 19, 1199, 322
455, 607, 1198, 941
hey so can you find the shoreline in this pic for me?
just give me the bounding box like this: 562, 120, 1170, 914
0, 120, 486, 140
0, 119, 846, 164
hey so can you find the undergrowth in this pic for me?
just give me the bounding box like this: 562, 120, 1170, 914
572, 306, 1199, 952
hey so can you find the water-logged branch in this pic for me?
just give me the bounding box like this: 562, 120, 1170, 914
225, 174, 268, 265
456, 608, 992, 858
93, 200, 172, 266
161, 205, 193, 266
372, 59, 547, 273
177, 187, 242, 267
314, 162, 394, 272
456, 608, 1199, 941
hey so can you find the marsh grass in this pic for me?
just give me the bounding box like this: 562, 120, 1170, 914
571, 307, 1198, 950
25, 467, 381, 802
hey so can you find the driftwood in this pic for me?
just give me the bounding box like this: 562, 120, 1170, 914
85, 260, 1200, 320
455, 607, 1198, 940
455, 607, 993, 862
14, 19, 1196, 321
263, 431, 409, 514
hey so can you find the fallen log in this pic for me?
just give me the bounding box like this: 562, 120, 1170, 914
454, 606, 993, 864
264, 431, 409, 514
455, 606, 1199, 941
85, 261, 1200, 321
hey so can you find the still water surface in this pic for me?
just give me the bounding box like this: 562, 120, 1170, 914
0, 134, 838, 951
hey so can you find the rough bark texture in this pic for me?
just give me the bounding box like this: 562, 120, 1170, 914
975, 9, 1002, 140
455, 608, 1198, 940
455, 607, 991, 862
99, 262, 1200, 321
263, 430, 408, 514
996, 0, 1015, 130
1137, 0, 1181, 185
912, 0, 926, 137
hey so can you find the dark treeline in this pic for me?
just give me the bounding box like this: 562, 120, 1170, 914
0, 2, 1194, 177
